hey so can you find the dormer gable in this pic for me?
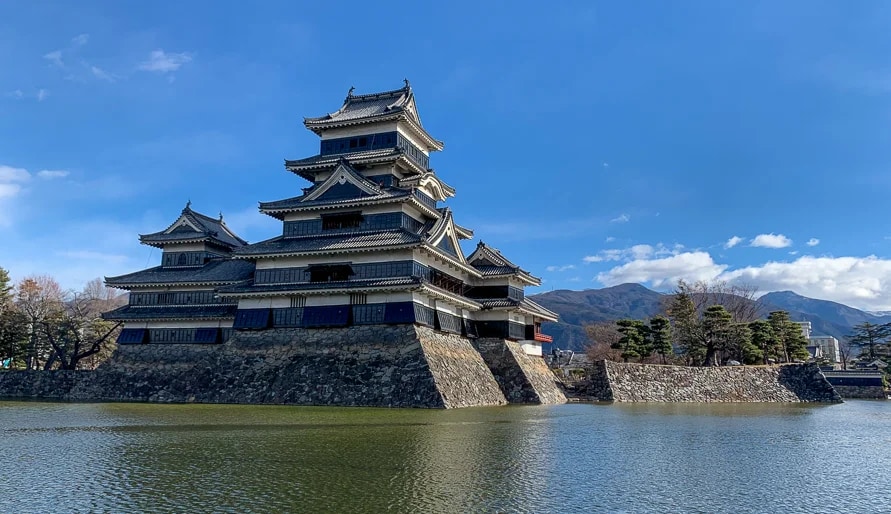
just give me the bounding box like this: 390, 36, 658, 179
425, 209, 467, 264
301, 160, 383, 203
139, 202, 247, 251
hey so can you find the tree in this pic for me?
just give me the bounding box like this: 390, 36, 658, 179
584, 322, 623, 362
701, 305, 733, 366
0, 267, 28, 368
41, 286, 122, 371
665, 290, 706, 365
837, 338, 855, 370
648, 316, 673, 364
748, 319, 776, 364
767, 311, 810, 362
726, 323, 759, 365
15, 276, 65, 370
612, 319, 649, 363
848, 322, 889, 362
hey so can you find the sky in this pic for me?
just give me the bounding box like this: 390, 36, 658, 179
3, 1, 891, 310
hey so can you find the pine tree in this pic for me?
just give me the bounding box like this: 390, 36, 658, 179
649, 316, 673, 364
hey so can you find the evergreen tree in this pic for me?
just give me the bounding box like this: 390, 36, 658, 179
767, 311, 810, 362
666, 291, 705, 365
648, 316, 673, 364
702, 305, 733, 366
749, 319, 776, 364
848, 322, 890, 361
612, 319, 648, 363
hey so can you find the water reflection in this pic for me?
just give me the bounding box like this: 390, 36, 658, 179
1, 401, 888, 513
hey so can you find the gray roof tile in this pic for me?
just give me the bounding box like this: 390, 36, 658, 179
234, 229, 422, 257
103, 304, 237, 321
106, 259, 255, 287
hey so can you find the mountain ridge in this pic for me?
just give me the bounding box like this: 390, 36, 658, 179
531, 284, 868, 352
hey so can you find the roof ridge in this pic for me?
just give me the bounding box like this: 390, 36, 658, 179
346, 81, 411, 101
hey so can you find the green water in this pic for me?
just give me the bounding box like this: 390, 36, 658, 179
1, 400, 888, 513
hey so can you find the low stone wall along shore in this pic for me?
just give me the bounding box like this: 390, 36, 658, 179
572, 361, 842, 403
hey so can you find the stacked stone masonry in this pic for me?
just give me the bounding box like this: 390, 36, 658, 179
575, 361, 842, 403
0, 326, 570, 409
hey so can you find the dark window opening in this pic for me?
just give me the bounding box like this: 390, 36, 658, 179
322, 212, 363, 230
117, 328, 147, 344
233, 308, 271, 330
429, 269, 464, 295
308, 264, 354, 283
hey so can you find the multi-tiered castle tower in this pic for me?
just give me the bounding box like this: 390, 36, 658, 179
103, 82, 563, 408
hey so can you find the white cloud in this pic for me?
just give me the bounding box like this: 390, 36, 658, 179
6, 90, 24, 99
750, 233, 792, 248
0, 165, 30, 183
610, 213, 630, 223
71, 33, 89, 46
37, 89, 48, 101
91, 66, 116, 82
0, 183, 24, 199
546, 264, 576, 272
584, 243, 679, 264
722, 255, 891, 311
37, 170, 70, 179
592, 242, 891, 310
138, 50, 192, 73
44, 50, 64, 68
806, 238, 820, 247
724, 235, 744, 249
605, 236, 615, 243
597, 251, 728, 288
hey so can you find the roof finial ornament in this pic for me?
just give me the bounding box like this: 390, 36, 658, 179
184, 199, 191, 211
403, 78, 410, 89
347, 86, 355, 97
219, 211, 224, 221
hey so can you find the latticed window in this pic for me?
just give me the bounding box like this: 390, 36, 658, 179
321, 212, 363, 230
350, 293, 367, 305
290, 296, 306, 308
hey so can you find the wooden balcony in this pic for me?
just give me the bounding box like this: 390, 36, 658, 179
533, 333, 553, 343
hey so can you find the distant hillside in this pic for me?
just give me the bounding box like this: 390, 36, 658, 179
532, 285, 875, 352
761, 291, 891, 329
531, 284, 664, 352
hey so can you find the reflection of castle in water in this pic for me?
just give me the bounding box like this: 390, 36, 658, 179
100, 82, 565, 408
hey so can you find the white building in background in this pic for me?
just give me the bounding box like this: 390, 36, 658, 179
809, 335, 841, 363
795, 321, 812, 339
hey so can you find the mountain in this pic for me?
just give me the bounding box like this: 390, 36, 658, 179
532, 285, 880, 352
760, 291, 891, 337
532, 284, 664, 352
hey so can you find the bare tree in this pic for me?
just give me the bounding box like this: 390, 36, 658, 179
41, 285, 122, 371
15, 276, 65, 370
838, 338, 855, 370
584, 322, 624, 362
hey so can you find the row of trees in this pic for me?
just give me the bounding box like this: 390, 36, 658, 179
0, 267, 126, 371
847, 321, 891, 362
586, 280, 810, 367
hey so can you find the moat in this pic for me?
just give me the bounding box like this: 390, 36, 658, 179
2, 400, 888, 513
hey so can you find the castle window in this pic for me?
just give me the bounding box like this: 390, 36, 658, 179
308, 264, 354, 282
350, 293, 367, 305
290, 295, 306, 308
322, 212, 363, 230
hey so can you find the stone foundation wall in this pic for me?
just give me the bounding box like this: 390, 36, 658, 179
473, 338, 566, 405
832, 385, 886, 399
577, 361, 841, 403
0, 325, 515, 408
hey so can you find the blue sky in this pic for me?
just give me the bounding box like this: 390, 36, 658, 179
3, 1, 891, 310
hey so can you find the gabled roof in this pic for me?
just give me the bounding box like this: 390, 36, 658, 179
400, 171, 456, 202
105, 259, 255, 289
300, 159, 383, 202
467, 242, 541, 286
303, 81, 443, 151
139, 202, 247, 249
424, 208, 467, 264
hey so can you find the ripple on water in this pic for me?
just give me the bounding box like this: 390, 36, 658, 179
0, 401, 888, 513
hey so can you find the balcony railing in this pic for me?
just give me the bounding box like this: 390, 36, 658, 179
534, 333, 553, 343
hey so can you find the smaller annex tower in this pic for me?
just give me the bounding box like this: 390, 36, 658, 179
104, 203, 254, 344
220, 81, 557, 355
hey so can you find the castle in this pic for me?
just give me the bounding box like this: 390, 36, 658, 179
101, 82, 564, 408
